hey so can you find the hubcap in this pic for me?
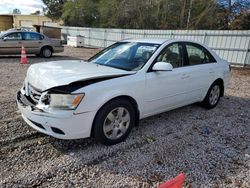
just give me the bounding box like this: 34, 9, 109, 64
43, 49, 52, 57
103, 107, 130, 140
209, 85, 220, 105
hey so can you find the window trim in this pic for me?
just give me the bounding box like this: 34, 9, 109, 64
147, 42, 185, 72
4, 32, 22, 41
183, 42, 216, 66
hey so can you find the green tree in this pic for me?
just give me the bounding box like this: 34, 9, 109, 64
53, 0, 249, 29
31, 10, 40, 15
62, 0, 99, 27
42, 0, 66, 21
12, 8, 21, 14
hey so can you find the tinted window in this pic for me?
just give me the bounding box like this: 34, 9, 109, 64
156, 43, 183, 68
23, 32, 43, 40
186, 44, 215, 65
4, 32, 22, 40
89, 42, 159, 71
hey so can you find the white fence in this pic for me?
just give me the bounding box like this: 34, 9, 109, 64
61, 27, 250, 67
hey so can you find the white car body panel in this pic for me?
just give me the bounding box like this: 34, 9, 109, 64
27, 60, 135, 91
16, 38, 231, 140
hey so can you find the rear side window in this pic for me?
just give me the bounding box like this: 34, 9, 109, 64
186, 43, 216, 65
23, 32, 43, 40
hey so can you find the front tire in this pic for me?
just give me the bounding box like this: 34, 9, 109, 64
202, 82, 222, 109
93, 99, 136, 146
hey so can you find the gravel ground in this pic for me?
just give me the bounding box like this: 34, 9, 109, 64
0, 46, 249, 188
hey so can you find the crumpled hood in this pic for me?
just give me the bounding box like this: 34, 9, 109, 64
26, 60, 134, 91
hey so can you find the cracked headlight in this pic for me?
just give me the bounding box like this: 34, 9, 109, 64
44, 93, 84, 110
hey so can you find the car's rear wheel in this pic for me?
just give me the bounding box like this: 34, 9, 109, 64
41, 47, 53, 58
202, 82, 222, 109
93, 99, 135, 145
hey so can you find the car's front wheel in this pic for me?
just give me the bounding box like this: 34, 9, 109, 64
202, 82, 222, 109
93, 99, 136, 145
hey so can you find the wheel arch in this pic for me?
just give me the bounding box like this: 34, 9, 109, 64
40, 45, 54, 53
213, 78, 224, 97
90, 95, 140, 137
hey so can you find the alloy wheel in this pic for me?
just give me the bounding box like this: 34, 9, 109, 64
103, 107, 130, 140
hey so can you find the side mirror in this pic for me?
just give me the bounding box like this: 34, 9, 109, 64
3, 37, 7, 41
152, 62, 173, 71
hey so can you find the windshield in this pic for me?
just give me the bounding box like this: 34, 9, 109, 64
89, 42, 159, 71
0, 31, 6, 38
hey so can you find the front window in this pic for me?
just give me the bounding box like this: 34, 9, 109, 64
89, 42, 159, 71
156, 43, 183, 68
4, 32, 22, 40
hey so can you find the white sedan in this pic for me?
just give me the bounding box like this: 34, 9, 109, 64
17, 39, 231, 145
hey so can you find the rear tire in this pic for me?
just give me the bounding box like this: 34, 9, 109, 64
41, 47, 53, 58
202, 82, 222, 109
93, 99, 136, 146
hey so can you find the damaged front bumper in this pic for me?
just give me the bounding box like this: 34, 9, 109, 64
16, 91, 96, 139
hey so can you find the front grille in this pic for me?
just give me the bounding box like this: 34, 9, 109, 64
28, 84, 42, 104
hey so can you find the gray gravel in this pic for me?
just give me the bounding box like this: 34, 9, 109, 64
0, 46, 249, 188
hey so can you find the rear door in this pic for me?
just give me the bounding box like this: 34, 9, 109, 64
182, 42, 218, 102
0, 32, 22, 54
21, 32, 44, 54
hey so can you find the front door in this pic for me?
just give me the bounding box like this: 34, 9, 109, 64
143, 42, 190, 117
0, 32, 22, 54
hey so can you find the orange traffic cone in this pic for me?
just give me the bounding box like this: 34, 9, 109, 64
158, 173, 185, 188
20, 46, 28, 64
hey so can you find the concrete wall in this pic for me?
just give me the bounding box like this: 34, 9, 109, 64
40, 26, 61, 39
12, 15, 53, 28
0, 15, 13, 31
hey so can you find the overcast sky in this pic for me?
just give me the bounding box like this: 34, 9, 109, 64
0, 0, 45, 15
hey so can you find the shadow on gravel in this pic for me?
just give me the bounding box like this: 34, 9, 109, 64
45, 95, 250, 187
49, 137, 97, 153
1, 91, 249, 187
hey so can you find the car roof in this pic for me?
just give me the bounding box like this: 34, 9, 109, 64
5, 30, 40, 34
122, 38, 207, 45
122, 38, 169, 44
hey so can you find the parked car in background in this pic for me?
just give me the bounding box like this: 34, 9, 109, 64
0, 31, 64, 57
16, 39, 230, 145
